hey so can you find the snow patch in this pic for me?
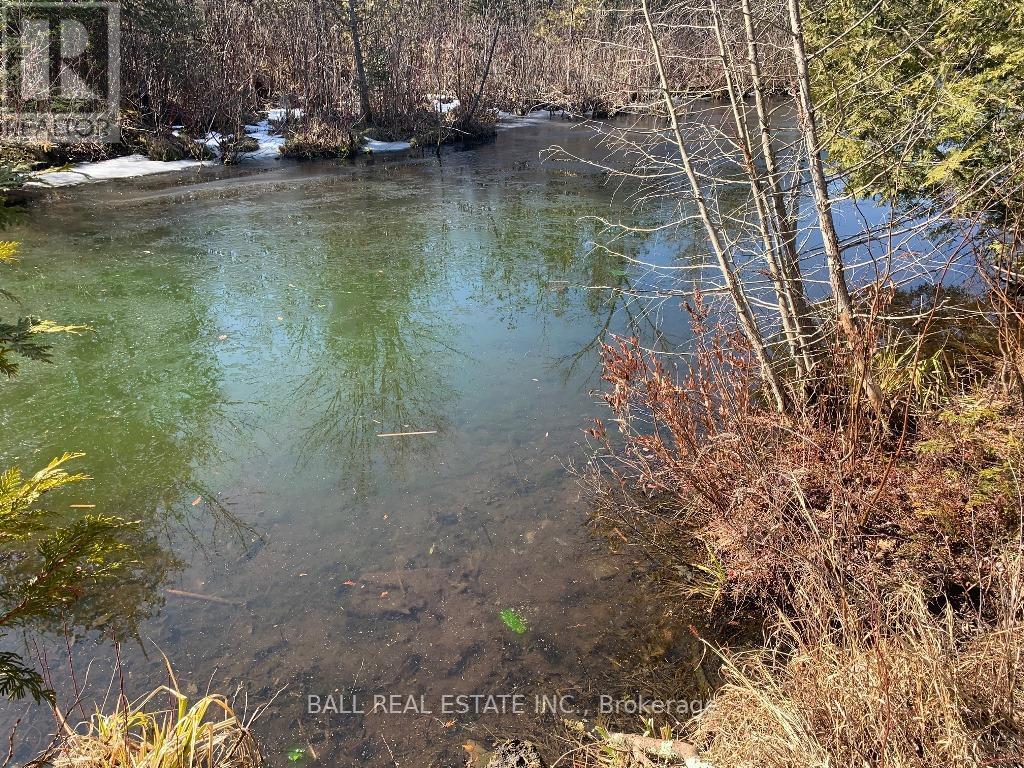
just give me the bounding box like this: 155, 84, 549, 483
267, 108, 304, 122
363, 138, 413, 153
205, 119, 284, 160
243, 121, 286, 158
426, 95, 460, 115
24, 109, 447, 188
434, 97, 461, 115
28, 113, 290, 187
497, 109, 556, 130
28, 154, 206, 188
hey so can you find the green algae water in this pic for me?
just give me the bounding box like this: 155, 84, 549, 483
0, 122, 700, 766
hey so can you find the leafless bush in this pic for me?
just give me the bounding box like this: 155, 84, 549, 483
117, 0, 765, 140
589, 299, 1022, 608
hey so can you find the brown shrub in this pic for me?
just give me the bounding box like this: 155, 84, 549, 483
588, 326, 1023, 615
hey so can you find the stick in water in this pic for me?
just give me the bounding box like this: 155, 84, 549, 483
376, 430, 438, 437
166, 589, 240, 606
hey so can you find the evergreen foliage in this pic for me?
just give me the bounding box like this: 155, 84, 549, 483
809, 0, 1024, 221
0, 196, 135, 704
0, 456, 139, 703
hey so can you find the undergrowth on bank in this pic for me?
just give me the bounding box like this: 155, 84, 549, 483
576, 292, 1024, 766
281, 118, 358, 160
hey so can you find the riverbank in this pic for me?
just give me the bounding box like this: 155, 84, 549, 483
6, 105, 1020, 768
508, 294, 1024, 767
1, 108, 567, 204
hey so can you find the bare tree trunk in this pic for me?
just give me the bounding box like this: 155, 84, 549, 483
709, 0, 813, 382
460, 12, 502, 128
786, 0, 885, 414
740, 0, 816, 351
347, 0, 372, 123
641, 0, 792, 415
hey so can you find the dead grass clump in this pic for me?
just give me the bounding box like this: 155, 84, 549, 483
549, 561, 1024, 767
281, 119, 356, 160
142, 132, 214, 163
217, 134, 261, 165
49, 675, 262, 768
0, 141, 119, 172
411, 105, 499, 150
686, 571, 1024, 767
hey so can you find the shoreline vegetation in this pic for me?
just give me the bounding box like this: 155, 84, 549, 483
1, 0, 1022, 766
543, 0, 1024, 764
1, 0, 790, 188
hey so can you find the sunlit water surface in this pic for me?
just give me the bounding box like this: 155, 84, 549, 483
0, 121, 713, 766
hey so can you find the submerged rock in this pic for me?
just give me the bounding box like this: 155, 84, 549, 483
341, 565, 479, 620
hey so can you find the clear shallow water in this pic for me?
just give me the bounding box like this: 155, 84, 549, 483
0, 123, 703, 765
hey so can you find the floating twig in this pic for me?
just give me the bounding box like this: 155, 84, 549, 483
166, 588, 241, 606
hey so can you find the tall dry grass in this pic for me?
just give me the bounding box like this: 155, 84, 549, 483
688, 565, 1024, 766
118, 0, 786, 142
44, 663, 263, 768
